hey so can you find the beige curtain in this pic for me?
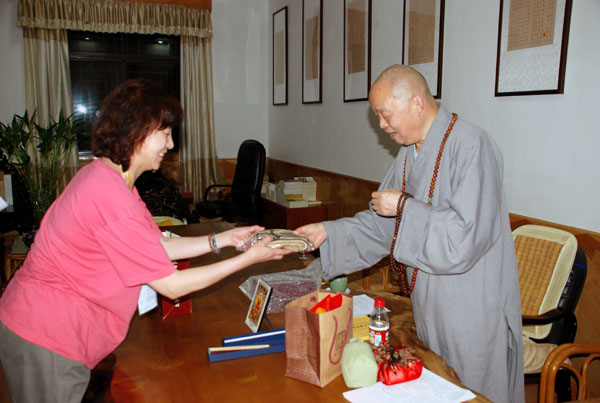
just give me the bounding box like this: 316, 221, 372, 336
180, 35, 223, 204
22, 27, 78, 192
18, 0, 220, 202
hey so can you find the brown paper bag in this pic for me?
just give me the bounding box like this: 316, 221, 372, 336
285, 290, 353, 387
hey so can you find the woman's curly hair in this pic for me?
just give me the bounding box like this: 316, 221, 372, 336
91, 78, 183, 171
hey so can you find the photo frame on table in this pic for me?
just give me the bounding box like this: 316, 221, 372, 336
245, 279, 272, 333
273, 6, 288, 105
302, 0, 323, 104
343, 0, 371, 102
495, 0, 572, 96
402, 0, 445, 99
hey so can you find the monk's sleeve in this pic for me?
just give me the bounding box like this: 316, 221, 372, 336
396, 132, 506, 275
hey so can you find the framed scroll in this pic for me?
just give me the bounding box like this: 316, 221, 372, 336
273, 6, 288, 105
303, 0, 323, 104
402, 0, 445, 99
495, 0, 572, 96
343, 0, 371, 102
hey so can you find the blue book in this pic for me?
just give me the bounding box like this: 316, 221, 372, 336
207, 328, 285, 362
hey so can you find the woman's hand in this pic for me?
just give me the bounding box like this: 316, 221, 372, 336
217, 225, 264, 249
371, 188, 402, 216
294, 223, 327, 249
243, 236, 293, 264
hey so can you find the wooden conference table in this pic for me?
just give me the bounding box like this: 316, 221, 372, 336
110, 222, 490, 402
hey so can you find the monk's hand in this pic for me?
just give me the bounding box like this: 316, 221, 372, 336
294, 223, 327, 249
371, 188, 403, 216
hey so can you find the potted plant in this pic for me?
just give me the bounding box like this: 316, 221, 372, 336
0, 110, 82, 227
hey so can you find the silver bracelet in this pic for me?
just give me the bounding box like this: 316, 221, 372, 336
210, 232, 221, 254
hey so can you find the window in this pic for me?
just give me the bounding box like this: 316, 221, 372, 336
68, 31, 181, 153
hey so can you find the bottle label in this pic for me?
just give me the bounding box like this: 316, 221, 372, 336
369, 326, 389, 347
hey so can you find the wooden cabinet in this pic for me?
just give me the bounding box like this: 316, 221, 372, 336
258, 198, 326, 230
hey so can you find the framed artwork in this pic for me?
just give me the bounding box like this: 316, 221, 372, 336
343, 0, 371, 102
273, 6, 288, 105
302, 0, 323, 104
402, 0, 445, 99
245, 279, 272, 333
495, 0, 572, 96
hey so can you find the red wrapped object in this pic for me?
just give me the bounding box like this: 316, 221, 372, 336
373, 343, 423, 385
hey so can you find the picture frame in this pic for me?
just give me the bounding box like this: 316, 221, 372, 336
273, 6, 288, 105
495, 0, 572, 96
402, 0, 445, 99
245, 279, 272, 333
343, 0, 371, 102
302, 0, 323, 104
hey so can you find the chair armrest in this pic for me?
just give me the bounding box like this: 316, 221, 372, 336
203, 184, 232, 201
522, 308, 568, 326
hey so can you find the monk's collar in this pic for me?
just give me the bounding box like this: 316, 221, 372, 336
417, 105, 453, 158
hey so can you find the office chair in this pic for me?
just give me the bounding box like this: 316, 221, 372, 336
514, 225, 587, 402
194, 139, 265, 224
135, 169, 190, 224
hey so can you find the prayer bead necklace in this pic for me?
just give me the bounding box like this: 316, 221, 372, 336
390, 113, 458, 296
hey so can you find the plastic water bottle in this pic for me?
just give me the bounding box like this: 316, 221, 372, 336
369, 298, 389, 347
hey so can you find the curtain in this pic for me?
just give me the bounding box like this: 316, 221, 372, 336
17, 0, 220, 203
180, 35, 223, 204
22, 27, 78, 192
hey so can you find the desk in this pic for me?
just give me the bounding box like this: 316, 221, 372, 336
259, 198, 327, 230
110, 223, 490, 402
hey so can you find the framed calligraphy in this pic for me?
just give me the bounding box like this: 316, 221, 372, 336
343, 0, 371, 102
495, 0, 572, 96
402, 0, 445, 99
273, 6, 288, 105
303, 0, 323, 104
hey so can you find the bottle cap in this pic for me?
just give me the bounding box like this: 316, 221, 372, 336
374, 298, 385, 308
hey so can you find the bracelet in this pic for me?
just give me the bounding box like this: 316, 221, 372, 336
208, 232, 221, 254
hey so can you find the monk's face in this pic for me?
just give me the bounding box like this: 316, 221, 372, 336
369, 81, 422, 147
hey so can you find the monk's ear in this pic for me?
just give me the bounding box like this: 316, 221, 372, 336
409, 94, 426, 115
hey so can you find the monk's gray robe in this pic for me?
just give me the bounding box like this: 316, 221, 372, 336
321, 106, 524, 403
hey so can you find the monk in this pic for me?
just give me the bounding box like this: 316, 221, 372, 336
296, 65, 524, 402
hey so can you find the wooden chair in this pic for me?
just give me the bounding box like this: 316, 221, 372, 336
539, 343, 600, 403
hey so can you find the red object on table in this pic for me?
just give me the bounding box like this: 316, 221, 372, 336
309, 292, 343, 313
159, 260, 192, 319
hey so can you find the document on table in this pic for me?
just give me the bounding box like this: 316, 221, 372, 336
343, 368, 477, 403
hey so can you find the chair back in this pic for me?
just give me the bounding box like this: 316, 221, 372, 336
539, 343, 600, 402
224, 139, 265, 222
135, 170, 190, 223
514, 225, 580, 340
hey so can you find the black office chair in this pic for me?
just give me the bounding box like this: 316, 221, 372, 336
514, 225, 588, 402
135, 169, 190, 224
194, 139, 265, 224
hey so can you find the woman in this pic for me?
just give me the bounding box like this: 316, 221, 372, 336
0, 79, 291, 402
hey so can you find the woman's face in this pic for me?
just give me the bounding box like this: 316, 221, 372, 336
133, 126, 174, 172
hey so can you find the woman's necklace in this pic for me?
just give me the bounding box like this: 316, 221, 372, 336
390, 113, 458, 296
122, 168, 133, 190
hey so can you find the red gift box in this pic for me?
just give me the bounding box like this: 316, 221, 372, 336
373, 343, 423, 385
158, 259, 192, 319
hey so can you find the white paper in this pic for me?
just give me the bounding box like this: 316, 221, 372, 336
343, 368, 477, 403
138, 284, 158, 315
352, 294, 390, 317
0, 196, 8, 212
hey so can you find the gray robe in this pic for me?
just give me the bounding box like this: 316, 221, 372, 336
321, 106, 524, 402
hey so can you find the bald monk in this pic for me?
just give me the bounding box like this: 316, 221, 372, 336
297, 65, 524, 402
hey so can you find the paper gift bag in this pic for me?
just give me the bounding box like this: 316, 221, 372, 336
285, 290, 353, 387
159, 259, 192, 319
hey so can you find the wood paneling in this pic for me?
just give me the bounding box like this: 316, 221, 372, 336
265, 158, 379, 221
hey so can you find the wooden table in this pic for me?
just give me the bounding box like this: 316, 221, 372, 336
109, 222, 490, 402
